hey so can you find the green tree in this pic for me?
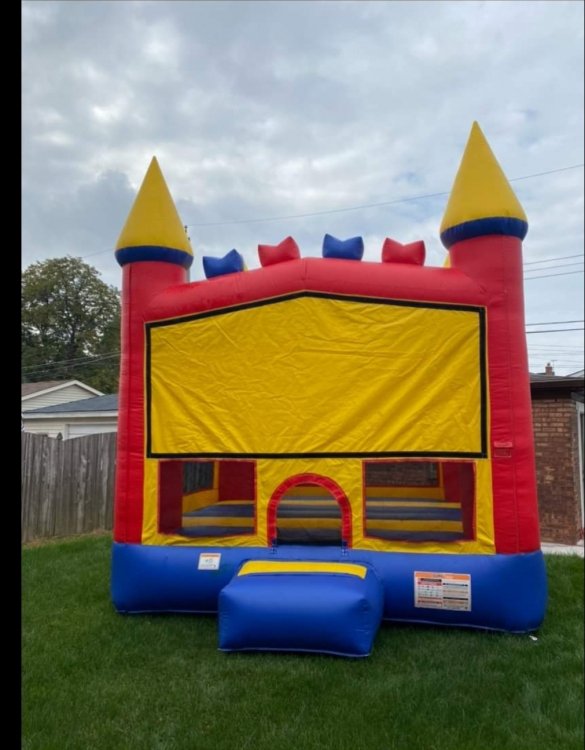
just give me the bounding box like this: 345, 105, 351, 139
22, 256, 121, 393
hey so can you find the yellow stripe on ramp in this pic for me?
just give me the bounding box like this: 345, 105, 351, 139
238, 561, 368, 578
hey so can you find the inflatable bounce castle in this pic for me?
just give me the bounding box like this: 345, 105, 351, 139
111, 122, 547, 656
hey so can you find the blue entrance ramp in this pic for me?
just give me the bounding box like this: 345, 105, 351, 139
218, 561, 384, 657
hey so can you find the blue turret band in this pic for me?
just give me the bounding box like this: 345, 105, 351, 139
440, 217, 528, 250
115, 245, 194, 268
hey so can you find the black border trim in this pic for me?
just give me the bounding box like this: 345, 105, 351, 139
479, 307, 487, 455
145, 324, 153, 456
145, 291, 488, 459
149, 451, 485, 459
146, 290, 484, 329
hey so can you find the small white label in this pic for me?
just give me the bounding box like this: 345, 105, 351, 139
198, 553, 221, 571
414, 571, 471, 612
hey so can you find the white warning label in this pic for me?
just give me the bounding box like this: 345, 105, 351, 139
198, 553, 221, 571
414, 571, 471, 611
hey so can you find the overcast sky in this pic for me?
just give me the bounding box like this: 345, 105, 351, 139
22, 0, 584, 374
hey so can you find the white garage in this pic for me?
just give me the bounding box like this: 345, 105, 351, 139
22, 394, 118, 439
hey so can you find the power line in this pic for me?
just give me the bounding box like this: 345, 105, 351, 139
525, 261, 584, 274
528, 344, 584, 357
185, 163, 584, 228
508, 163, 584, 181
22, 351, 120, 370
24, 360, 120, 378
524, 253, 583, 266
524, 270, 584, 281
23, 353, 120, 377
186, 191, 449, 227
23, 315, 584, 371
58, 161, 583, 253
78, 230, 585, 267
21, 350, 121, 370
530, 352, 584, 355
526, 328, 584, 334
61, 160, 584, 260
23, 319, 583, 374
79, 246, 585, 268
529, 352, 584, 356
526, 320, 584, 326
81, 249, 112, 259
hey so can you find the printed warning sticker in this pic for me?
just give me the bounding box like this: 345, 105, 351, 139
198, 553, 221, 571
414, 571, 471, 611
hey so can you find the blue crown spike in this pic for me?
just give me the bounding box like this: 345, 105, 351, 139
322, 234, 364, 261
202, 249, 245, 279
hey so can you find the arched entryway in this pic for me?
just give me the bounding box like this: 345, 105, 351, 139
267, 473, 352, 546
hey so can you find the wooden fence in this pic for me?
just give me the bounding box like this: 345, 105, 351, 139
21, 431, 117, 543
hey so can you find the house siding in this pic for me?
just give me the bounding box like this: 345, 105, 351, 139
532, 397, 582, 544
22, 420, 68, 439
22, 384, 96, 412
23, 416, 117, 440
68, 421, 118, 438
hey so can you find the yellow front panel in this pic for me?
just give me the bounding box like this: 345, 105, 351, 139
141, 456, 495, 554
148, 295, 484, 456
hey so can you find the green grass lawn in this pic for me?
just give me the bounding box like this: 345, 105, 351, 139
23, 534, 583, 750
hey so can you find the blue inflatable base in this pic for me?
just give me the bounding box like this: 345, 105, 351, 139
218, 562, 384, 657
111, 543, 547, 633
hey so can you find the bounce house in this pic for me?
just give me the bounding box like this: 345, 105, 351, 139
111, 122, 547, 657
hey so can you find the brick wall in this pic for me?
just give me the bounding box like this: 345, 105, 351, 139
532, 397, 582, 544
365, 461, 438, 487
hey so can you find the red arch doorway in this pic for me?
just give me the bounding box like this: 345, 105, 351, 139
267, 473, 352, 546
